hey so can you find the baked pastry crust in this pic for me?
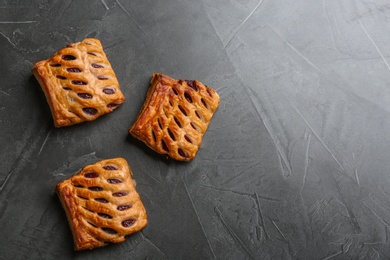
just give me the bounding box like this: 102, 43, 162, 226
32, 38, 125, 127
56, 158, 148, 251
129, 73, 220, 161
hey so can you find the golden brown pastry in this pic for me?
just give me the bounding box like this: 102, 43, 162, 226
129, 73, 220, 161
56, 158, 148, 251
32, 38, 125, 127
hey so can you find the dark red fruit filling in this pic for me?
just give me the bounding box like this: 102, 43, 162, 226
161, 140, 169, 152
172, 87, 178, 95
184, 93, 192, 103
63, 87, 72, 90
174, 117, 182, 128
95, 198, 108, 203
92, 63, 104, 68
83, 107, 98, 115
191, 122, 201, 132
184, 135, 193, 143
185, 80, 197, 90
102, 228, 117, 234
78, 93, 93, 99
67, 68, 82, 73
88, 186, 103, 191
50, 64, 61, 67
74, 184, 84, 188
168, 128, 175, 141
103, 88, 115, 94
56, 75, 66, 80
207, 88, 213, 97
201, 98, 209, 109
98, 76, 109, 80
98, 213, 112, 219
157, 118, 163, 129
117, 204, 132, 211
72, 80, 87, 85
162, 107, 168, 117
112, 191, 128, 197
195, 110, 204, 121
88, 222, 97, 228
178, 105, 187, 116
84, 172, 98, 178
178, 148, 187, 157
103, 165, 118, 170
107, 178, 123, 184
62, 55, 76, 60
152, 130, 156, 142
107, 103, 119, 109
122, 219, 136, 227
77, 195, 88, 200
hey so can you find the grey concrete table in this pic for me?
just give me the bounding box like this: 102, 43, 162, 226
1, 0, 390, 259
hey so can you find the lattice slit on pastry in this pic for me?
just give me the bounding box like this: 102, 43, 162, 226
32, 38, 125, 127
56, 158, 148, 251
129, 73, 220, 161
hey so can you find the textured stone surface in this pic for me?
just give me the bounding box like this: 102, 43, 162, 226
1, 0, 390, 259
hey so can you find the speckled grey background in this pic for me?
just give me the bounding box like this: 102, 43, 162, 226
2, 0, 390, 259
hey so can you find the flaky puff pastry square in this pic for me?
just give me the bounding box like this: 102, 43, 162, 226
56, 158, 148, 251
32, 38, 125, 127
129, 73, 220, 161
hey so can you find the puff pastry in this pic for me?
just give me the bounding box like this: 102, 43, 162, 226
129, 73, 220, 161
56, 158, 148, 251
32, 38, 125, 127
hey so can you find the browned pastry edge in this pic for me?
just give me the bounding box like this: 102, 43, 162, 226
56, 182, 103, 250
33, 62, 77, 127
129, 73, 220, 161
128, 73, 161, 139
